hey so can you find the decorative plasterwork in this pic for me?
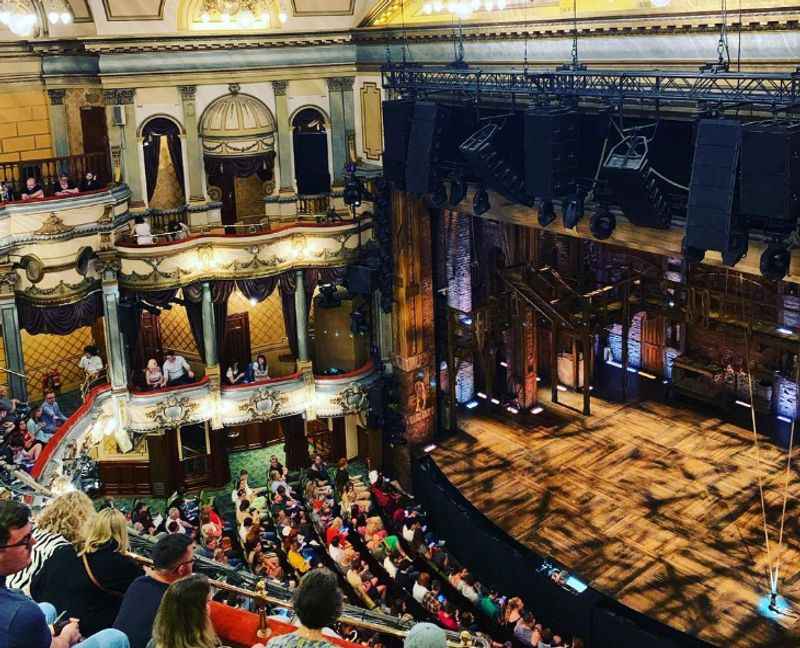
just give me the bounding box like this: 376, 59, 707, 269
145, 393, 199, 432
20, 280, 100, 306
34, 213, 74, 236
292, 0, 354, 16
332, 383, 369, 414
360, 82, 382, 161
101, 0, 166, 21
239, 386, 286, 421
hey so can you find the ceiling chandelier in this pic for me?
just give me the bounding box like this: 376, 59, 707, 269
195, 0, 287, 28
0, 0, 72, 37
422, 0, 508, 18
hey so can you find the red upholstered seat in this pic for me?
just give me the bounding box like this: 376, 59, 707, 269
209, 601, 363, 648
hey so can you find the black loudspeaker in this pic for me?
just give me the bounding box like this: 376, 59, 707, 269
382, 99, 415, 189
524, 107, 578, 199
405, 102, 449, 195
345, 264, 373, 295
459, 123, 535, 207
602, 136, 671, 229
685, 119, 747, 265
740, 121, 800, 236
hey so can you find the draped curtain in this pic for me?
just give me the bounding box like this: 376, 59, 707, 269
17, 292, 103, 336
203, 152, 275, 180
143, 118, 185, 201
278, 273, 298, 358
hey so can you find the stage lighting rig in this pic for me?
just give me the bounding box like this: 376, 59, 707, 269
760, 241, 791, 282
590, 204, 616, 240
318, 283, 342, 309
343, 173, 363, 207
563, 191, 585, 230
538, 200, 556, 227
473, 186, 490, 215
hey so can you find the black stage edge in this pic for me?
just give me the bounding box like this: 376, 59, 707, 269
412, 455, 713, 648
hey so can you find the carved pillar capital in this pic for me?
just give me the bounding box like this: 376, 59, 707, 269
179, 85, 197, 101
326, 77, 343, 92
47, 89, 66, 105
340, 77, 355, 91
0, 267, 18, 297
272, 80, 289, 97
116, 88, 136, 105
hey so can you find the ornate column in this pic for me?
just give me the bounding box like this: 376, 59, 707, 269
178, 85, 206, 203
294, 270, 310, 362
46, 89, 70, 159
341, 77, 356, 166
201, 282, 218, 367
327, 77, 348, 187
272, 80, 293, 194
0, 269, 25, 401
103, 89, 124, 185
96, 251, 128, 394
105, 89, 144, 206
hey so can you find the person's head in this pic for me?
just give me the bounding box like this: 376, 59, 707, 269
571, 639, 584, 648
417, 571, 430, 587
83, 345, 96, 358
552, 635, 563, 647
135, 214, 144, 224
269, 469, 280, 481
239, 499, 250, 513
431, 580, 442, 594
330, 536, 340, 549
31, 406, 42, 421
81, 507, 129, 555
331, 517, 342, 530
239, 469, 249, 482
152, 533, 195, 580
35, 490, 95, 547
152, 573, 218, 648
292, 568, 342, 630
230, 362, 238, 371
59, 175, 70, 189
462, 573, 475, 586
270, 455, 279, 465
277, 485, 286, 496
257, 354, 267, 368
85, 171, 95, 181
243, 517, 253, 529
0, 500, 34, 576
25, 177, 36, 190
313, 453, 322, 465
541, 628, 553, 644
146, 358, 159, 371
165, 351, 175, 361
45, 391, 56, 404
403, 623, 447, 648
168, 507, 180, 520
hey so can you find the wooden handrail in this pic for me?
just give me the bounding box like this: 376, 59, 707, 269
0, 151, 111, 199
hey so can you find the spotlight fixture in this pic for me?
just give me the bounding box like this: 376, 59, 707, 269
589, 205, 616, 240
431, 180, 448, 208
449, 177, 467, 206
563, 191, 585, 229
760, 242, 791, 281
318, 283, 342, 309
343, 177, 363, 207
538, 200, 556, 227
473, 187, 490, 215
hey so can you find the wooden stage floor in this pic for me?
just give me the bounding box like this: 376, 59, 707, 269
431, 394, 800, 647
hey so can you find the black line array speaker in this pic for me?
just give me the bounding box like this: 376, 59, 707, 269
740, 121, 800, 236
524, 107, 578, 200
459, 123, 535, 207
345, 264, 374, 296
602, 136, 671, 229
405, 101, 450, 195
382, 99, 415, 189
685, 119, 747, 265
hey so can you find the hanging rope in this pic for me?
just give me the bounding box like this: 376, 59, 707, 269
744, 330, 776, 592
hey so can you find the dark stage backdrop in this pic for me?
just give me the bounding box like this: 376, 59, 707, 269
412, 457, 711, 648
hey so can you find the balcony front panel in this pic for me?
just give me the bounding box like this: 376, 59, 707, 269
126, 377, 213, 434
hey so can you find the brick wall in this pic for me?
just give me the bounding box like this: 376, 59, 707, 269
0, 90, 54, 164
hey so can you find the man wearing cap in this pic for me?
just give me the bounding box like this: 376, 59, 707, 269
113, 534, 194, 648
404, 623, 447, 648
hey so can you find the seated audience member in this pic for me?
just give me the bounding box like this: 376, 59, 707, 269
287, 539, 310, 574
226, 362, 245, 385
307, 453, 331, 484
7, 490, 95, 594
150, 573, 265, 648
0, 181, 12, 202
458, 573, 479, 604
514, 611, 536, 647
268, 454, 287, 479
477, 588, 501, 621
54, 175, 79, 197
28, 407, 50, 444
113, 533, 194, 648
403, 623, 447, 648
501, 596, 524, 630
133, 215, 154, 245
160, 352, 194, 387
78, 346, 104, 378
131, 503, 156, 536
412, 571, 431, 604
268, 470, 291, 495
538, 628, 554, 648
437, 601, 459, 631
18, 423, 43, 467
21, 177, 44, 200
32, 508, 143, 638
165, 507, 194, 536
80, 171, 100, 192
144, 359, 163, 390
328, 536, 346, 566
251, 354, 269, 381
168, 220, 189, 241
0, 500, 130, 648
267, 568, 342, 648
41, 392, 67, 437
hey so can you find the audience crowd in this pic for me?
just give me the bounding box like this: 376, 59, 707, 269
0, 172, 102, 203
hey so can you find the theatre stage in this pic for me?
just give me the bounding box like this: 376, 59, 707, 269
430, 394, 800, 647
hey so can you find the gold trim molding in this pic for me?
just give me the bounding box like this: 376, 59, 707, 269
101, 0, 166, 21
291, 0, 354, 16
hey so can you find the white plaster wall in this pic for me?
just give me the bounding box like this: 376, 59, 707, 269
134, 86, 184, 129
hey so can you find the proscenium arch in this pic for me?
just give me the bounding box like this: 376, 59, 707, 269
137, 114, 186, 138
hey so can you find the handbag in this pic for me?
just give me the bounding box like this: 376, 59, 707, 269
82, 554, 123, 598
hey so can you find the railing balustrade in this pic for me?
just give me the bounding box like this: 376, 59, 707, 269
0, 151, 111, 200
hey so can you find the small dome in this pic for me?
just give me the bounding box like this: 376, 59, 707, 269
201, 84, 275, 158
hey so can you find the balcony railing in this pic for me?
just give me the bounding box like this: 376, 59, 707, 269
297, 193, 331, 216
0, 151, 111, 200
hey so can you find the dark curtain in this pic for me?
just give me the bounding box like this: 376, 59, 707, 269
137, 288, 180, 307
279, 272, 298, 358
203, 152, 275, 179
304, 267, 346, 314
236, 276, 278, 302
292, 133, 330, 195
184, 299, 205, 361
183, 282, 233, 363
142, 118, 185, 201
18, 292, 103, 335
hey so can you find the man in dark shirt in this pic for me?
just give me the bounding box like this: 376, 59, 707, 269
113, 533, 194, 648
0, 500, 128, 648
21, 177, 44, 201
80, 172, 100, 192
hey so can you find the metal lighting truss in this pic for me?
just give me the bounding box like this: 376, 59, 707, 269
382, 64, 800, 112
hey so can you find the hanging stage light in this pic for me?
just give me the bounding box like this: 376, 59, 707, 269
760, 242, 791, 281
449, 176, 467, 206
343, 177, 362, 207
590, 204, 616, 240
431, 180, 449, 208
563, 191, 585, 229
473, 186, 490, 215
538, 200, 556, 227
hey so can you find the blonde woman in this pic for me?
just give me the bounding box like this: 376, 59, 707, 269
32, 507, 143, 637
8, 490, 95, 594
148, 573, 266, 648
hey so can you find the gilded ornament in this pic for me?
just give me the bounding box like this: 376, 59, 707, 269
333, 383, 369, 414
239, 387, 286, 421
35, 213, 74, 236
145, 394, 199, 431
